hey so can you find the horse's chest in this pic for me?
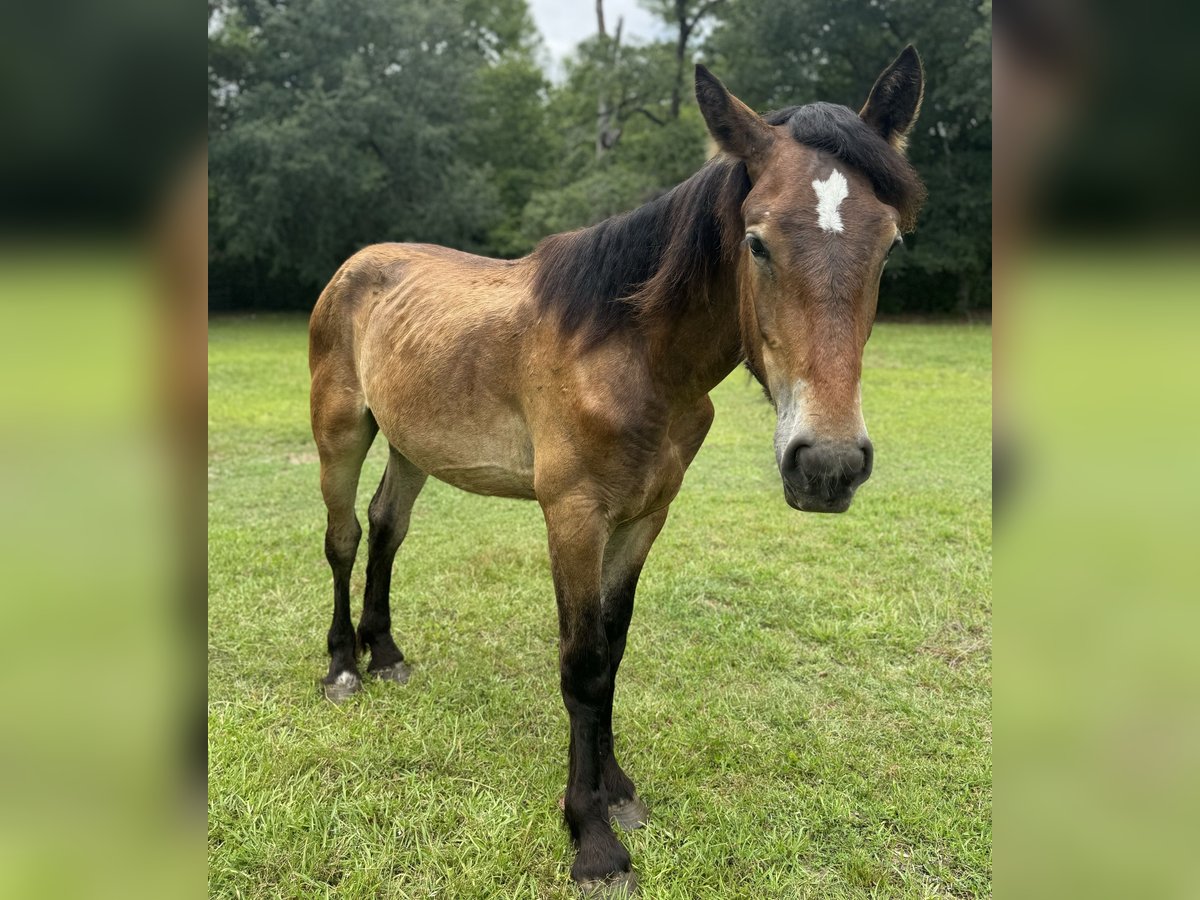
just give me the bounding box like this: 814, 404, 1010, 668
634, 398, 715, 515
623, 447, 688, 518
593, 403, 715, 522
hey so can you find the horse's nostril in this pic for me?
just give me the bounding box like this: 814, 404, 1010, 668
845, 451, 864, 476
859, 439, 875, 477
782, 438, 810, 474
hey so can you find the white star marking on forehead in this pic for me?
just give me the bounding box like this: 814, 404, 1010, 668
812, 169, 849, 234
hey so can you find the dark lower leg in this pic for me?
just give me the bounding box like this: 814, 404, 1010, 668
356, 450, 424, 674
561, 629, 631, 883
600, 642, 637, 804
323, 516, 362, 688
597, 510, 667, 821
599, 573, 640, 804
358, 545, 404, 671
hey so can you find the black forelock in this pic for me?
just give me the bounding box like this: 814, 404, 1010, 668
764, 101, 926, 231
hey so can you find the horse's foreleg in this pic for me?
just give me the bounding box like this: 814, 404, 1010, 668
598, 508, 669, 831
543, 497, 635, 894
358, 446, 426, 683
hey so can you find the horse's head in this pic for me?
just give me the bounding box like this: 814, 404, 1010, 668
696, 49, 926, 513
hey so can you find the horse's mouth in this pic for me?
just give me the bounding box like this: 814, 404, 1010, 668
782, 482, 856, 514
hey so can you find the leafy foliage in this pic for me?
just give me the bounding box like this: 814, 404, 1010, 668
208, 0, 549, 308
208, 0, 991, 313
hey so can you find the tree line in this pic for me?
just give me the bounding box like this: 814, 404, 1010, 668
209, 0, 990, 314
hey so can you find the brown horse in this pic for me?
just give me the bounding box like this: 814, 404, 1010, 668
309, 48, 925, 895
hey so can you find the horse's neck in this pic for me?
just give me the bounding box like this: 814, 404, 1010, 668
647, 262, 744, 402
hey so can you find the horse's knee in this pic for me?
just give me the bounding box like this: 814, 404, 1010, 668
560, 643, 611, 712
324, 515, 362, 568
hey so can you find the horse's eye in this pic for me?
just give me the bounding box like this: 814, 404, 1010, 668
746, 234, 768, 259
887, 235, 903, 258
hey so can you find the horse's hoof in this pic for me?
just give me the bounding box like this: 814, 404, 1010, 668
609, 796, 649, 831
577, 871, 638, 897
322, 671, 361, 703
369, 661, 411, 684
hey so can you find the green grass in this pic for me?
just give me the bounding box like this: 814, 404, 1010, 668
208, 316, 991, 899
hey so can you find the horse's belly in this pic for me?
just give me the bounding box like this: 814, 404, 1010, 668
374, 404, 536, 500
426, 455, 536, 499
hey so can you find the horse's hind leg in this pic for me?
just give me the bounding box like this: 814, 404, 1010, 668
313, 386, 377, 702
357, 445, 427, 683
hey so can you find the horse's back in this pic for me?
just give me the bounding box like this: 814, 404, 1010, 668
312, 241, 510, 336
311, 242, 526, 374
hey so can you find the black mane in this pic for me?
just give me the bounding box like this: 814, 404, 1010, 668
531, 102, 925, 343
530, 157, 748, 345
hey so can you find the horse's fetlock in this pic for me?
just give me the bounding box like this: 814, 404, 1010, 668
571, 830, 631, 881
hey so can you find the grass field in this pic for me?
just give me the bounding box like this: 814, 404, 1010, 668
208, 316, 991, 899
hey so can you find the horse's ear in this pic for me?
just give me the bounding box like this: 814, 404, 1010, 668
859, 44, 924, 153
695, 65, 773, 163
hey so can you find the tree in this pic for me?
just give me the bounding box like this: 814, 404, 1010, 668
208, 0, 991, 314
208, 0, 551, 308
518, 0, 714, 244
641, 0, 728, 119
594, 0, 624, 158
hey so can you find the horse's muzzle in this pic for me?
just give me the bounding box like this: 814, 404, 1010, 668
779, 436, 874, 513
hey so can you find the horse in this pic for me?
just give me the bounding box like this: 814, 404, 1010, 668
308, 47, 926, 896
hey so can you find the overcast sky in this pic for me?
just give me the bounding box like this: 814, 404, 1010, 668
528, 0, 672, 79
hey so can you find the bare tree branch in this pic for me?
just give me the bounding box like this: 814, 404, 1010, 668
669, 0, 726, 118
628, 107, 666, 126
686, 0, 725, 32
